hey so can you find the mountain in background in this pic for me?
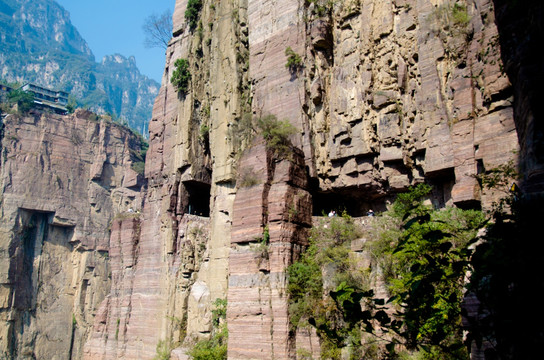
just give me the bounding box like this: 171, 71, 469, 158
0, 0, 160, 136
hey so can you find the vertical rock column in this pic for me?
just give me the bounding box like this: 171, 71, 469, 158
227, 1, 312, 359
228, 141, 312, 360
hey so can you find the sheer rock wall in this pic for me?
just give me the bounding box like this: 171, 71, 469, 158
0, 109, 145, 359
84, 0, 521, 359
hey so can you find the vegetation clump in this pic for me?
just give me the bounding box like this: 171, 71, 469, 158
154, 339, 173, 360
305, 0, 334, 17
5, 87, 34, 114
285, 46, 303, 73
185, 0, 203, 32
171, 58, 191, 95
187, 298, 227, 360
255, 114, 298, 159
228, 114, 298, 160
367, 184, 485, 358
287, 212, 367, 359
288, 184, 486, 359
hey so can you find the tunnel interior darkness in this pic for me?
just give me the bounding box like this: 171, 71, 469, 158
183, 180, 211, 217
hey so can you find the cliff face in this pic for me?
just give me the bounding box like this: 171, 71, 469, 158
74, 0, 532, 359
80, 0, 522, 359
0, 108, 145, 359
2, 0, 540, 357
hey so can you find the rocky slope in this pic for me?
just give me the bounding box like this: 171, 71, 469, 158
0, 0, 160, 135
81, 0, 524, 359
0, 108, 146, 359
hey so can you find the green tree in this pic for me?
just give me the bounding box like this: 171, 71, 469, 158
66, 94, 78, 113
255, 114, 298, 159
383, 185, 483, 357
185, 0, 202, 31
7, 88, 34, 113
287, 213, 367, 359
171, 58, 191, 95
285, 46, 303, 73
288, 185, 486, 359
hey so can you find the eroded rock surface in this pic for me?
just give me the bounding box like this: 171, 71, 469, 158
0, 109, 145, 359
82, 0, 522, 359
0, 0, 529, 358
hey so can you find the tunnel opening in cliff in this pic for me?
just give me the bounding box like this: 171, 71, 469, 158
183, 180, 211, 217
312, 189, 386, 217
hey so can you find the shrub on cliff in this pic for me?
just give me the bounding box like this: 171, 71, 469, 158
367, 184, 484, 358
285, 46, 303, 73
7, 88, 34, 114
255, 114, 298, 159
187, 298, 227, 360
185, 0, 202, 31
287, 212, 367, 358
171, 58, 191, 95
288, 185, 486, 359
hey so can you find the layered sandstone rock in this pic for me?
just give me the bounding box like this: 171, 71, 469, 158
0, 109, 145, 359
83, 0, 522, 359
84, 0, 244, 358
305, 0, 518, 212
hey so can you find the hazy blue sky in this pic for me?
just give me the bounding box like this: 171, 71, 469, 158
55, 0, 175, 83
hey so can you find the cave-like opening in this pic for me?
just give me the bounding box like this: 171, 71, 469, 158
312, 189, 386, 217
183, 180, 211, 217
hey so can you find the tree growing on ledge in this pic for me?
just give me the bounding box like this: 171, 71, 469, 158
142, 10, 173, 50
171, 58, 191, 95
185, 0, 203, 32
285, 46, 303, 73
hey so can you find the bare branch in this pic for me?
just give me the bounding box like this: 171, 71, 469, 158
142, 10, 173, 50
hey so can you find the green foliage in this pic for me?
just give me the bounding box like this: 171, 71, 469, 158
199, 123, 209, 142
131, 161, 145, 176
115, 318, 120, 340
211, 298, 227, 328
451, 2, 470, 26
285, 46, 303, 73
305, 0, 334, 17
290, 185, 486, 359
255, 114, 298, 159
431, 0, 471, 36
66, 94, 78, 113
187, 331, 227, 360
154, 339, 173, 360
185, 0, 203, 31
7, 88, 34, 113
187, 298, 227, 360
171, 58, 191, 95
287, 213, 367, 359
364, 184, 485, 358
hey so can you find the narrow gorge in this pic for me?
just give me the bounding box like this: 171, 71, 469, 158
1, 0, 543, 359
